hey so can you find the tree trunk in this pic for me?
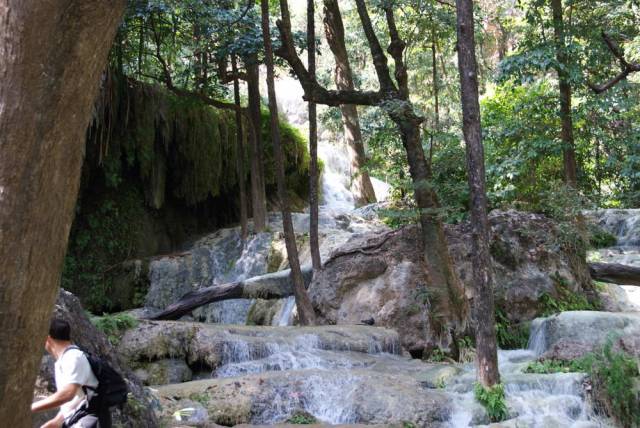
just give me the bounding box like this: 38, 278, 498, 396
456, 0, 500, 387
246, 55, 268, 231
232, 55, 249, 241
322, 0, 376, 206
308, 0, 322, 270
261, 0, 316, 325
429, 27, 439, 166
149, 267, 314, 321
550, 0, 578, 188
0, 1, 126, 426
589, 262, 640, 287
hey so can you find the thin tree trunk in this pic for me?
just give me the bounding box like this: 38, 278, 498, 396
0, 1, 126, 425
137, 17, 145, 78
551, 0, 578, 188
261, 0, 316, 325
232, 55, 249, 241
246, 55, 268, 231
308, 0, 322, 270
430, 26, 439, 167
456, 0, 500, 387
322, 0, 376, 206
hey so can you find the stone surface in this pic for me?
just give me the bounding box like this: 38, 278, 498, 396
118, 321, 402, 374
529, 310, 640, 358
33, 289, 158, 428
310, 210, 594, 352
134, 358, 193, 385
153, 369, 452, 427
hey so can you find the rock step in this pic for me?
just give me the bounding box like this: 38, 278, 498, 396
119, 322, 402, 384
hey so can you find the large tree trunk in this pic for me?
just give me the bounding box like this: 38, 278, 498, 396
0, 1, 126, 426
550, 0, 578, 188
232, 55, 249, 241
322, 0, 376, 207
308, 0, 322, 270
456, 0, 500, 387
246, 55, 268, 231
261, 0, 316, 325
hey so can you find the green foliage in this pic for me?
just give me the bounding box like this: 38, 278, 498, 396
188, 392, 210, 406
524, 359, 587, 374
91, 313, 138, 345
286, 412, 317, 425
495, 308, 529, 350
587, 225, 617, 249
539, 272, 597, 317
474, 383, 509, 423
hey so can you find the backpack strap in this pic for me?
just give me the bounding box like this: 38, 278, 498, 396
60, 345, 97, 393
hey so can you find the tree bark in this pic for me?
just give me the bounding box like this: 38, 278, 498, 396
246, 55, 268, 232
232, 55, 249, 241
308, 0, 322, 271
322, 0, 376, 206
550, 0, 578, 188
0, 1, 126, 426
149, 267, 314, 321
589, 262, 640, 287
261, 0, 316, 325
456, 0, 500, 388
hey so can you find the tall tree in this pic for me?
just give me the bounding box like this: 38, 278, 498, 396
550, 0, 578, 187
261, 0, 316, 325
0, 1, 126, 425
322, 0, 377, 206
308, 0, 322, 270
455, 0, 500, 387
276, 0, 467, 350
232, 54, 249, 240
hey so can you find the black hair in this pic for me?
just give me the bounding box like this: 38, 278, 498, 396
49, 318, 71, 341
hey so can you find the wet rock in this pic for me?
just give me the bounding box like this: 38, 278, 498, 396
118, 322, 401, 375
153, 369, 451, 427
529, 311, 640, 359
33, 289, 158, 427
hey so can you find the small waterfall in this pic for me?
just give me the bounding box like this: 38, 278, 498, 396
589, 208, 640, 246
273, 296, 296, 327
527, 317, 548, 356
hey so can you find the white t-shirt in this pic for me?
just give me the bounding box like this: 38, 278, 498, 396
54, 347, 99, 418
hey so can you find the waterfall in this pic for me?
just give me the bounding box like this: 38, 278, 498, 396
589, 208, 640, 246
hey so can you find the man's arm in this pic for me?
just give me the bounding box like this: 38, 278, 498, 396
31, 383, 80, 412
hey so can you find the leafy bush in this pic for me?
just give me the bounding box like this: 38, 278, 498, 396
539, 272, 597, 317
474, 383, 509, 422
91, 313, 138, 345
495, 308, 529, 349
587, 224, 617, 249
286, 412, 317, 424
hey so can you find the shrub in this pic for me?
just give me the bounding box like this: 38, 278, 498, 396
474, 382, 509, 422
91, 312, 138, 345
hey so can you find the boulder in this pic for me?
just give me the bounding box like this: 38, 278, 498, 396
528, 311, 640, 359
33, 289, 158, 427
310, 210, 594, 352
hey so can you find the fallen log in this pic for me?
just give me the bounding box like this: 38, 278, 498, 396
589, 262, 640, 286
148, 266, 313, 320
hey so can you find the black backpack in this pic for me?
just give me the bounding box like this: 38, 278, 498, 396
63, 345, 129, 408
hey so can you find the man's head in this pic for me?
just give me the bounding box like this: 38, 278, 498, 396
46, 318, 71, 355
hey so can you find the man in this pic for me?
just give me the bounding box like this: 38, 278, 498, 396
31, 318, 105, 428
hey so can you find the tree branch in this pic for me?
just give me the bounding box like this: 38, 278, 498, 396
383, 5, 409, 99
275, 0, 383, 106
589, 31, 640, 94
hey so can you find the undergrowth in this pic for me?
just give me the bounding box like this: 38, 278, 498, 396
91, 312, 138, 345
474, 383, 509, 422
495, 308, 529, 349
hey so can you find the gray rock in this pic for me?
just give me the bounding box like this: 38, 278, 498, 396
529, 310, 640, 358
153, 369, 451, 427
134, 358, 193, 385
